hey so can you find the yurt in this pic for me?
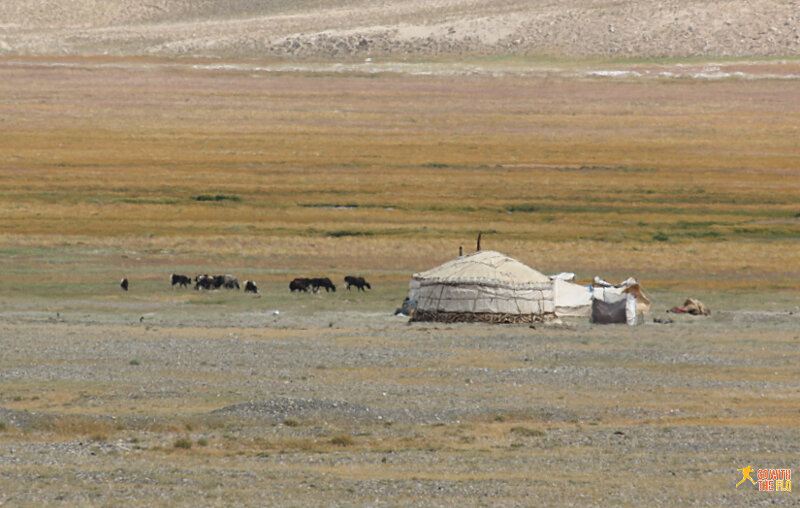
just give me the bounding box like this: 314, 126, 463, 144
408, 250, 555, 323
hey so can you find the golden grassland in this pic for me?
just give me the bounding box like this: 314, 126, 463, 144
0, 56, 798, 296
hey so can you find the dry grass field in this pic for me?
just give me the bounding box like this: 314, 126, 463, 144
1, 57, 798, 291
0, 56, 799, 506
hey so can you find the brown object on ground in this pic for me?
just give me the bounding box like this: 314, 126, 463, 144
670, 298, 710, 316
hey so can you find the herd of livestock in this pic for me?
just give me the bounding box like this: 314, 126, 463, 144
119, 274, 371, 294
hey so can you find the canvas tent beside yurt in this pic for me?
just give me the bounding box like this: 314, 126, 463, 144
552, 277, 593, 317
589, 277, 651, 325
408, 250, 555, 323
552, 275, 651, 325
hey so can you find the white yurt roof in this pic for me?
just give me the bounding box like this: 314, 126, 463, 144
412, 250, 550, 287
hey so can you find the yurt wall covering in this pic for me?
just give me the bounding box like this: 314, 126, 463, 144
409, 250, 555, 323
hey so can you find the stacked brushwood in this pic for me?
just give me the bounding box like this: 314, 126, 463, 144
411, 310, 555, 324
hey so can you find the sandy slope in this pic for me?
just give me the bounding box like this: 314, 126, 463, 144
0, 0, 798, 59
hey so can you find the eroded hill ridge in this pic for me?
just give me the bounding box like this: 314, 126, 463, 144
0, 0, 798, 59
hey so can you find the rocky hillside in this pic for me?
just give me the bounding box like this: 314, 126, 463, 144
0, 0, 798, 60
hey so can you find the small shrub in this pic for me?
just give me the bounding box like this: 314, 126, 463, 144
129, 359, 140, 366
283, 418, 299, 427
506, 203, 538, 213
301, 203, 359, 209
510, 426, 546, 438
193, 194, 241, 202
653, 232, 669, 242
0, 421, 7, 431
174, 438, 193, 449
330, 434, 354, 446
197, 438, 208, 447
493, 415, 505, 422
328, 230, 373, 238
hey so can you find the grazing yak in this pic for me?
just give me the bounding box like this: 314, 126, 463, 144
194, 274, 214, 290
195, 274, 239, 290
344, 276, 371, 291
243, 280, 258, 293
214, 274, 240, 290
120, 278, 129, 291
311, 277, 336, 292
290, 277, 311, 292
170, 273, 191, 288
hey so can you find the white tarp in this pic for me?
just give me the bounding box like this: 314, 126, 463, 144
549, 272, 576, 282
553, 278, 593, 317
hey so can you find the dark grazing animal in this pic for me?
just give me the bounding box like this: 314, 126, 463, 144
290, 277, 311, 292
120, 278, 128, 291
170, 273, 191, 288
195, 273, 239, 290
194, 274, 215, 290
243, 280, 258, 293
311, 277, 336, 292
214, 274, 240, 290
344, 276, 371, 291
226, 275, 240, 290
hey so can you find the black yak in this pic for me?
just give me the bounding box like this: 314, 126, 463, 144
214, 274, 240, 289
311, 277, 336, 292
290, 278, 311, 292
344, 276, 371, 291
120, 278, 128, 291
194, 274, 214, 290
170, 274, 191, 288
243, 280, 258, 293
195, 274, 239, 290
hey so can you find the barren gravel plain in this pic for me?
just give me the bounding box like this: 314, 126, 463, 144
1, 288, 799, 507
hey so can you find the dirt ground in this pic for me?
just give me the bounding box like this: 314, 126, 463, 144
1, 285, 799, 506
